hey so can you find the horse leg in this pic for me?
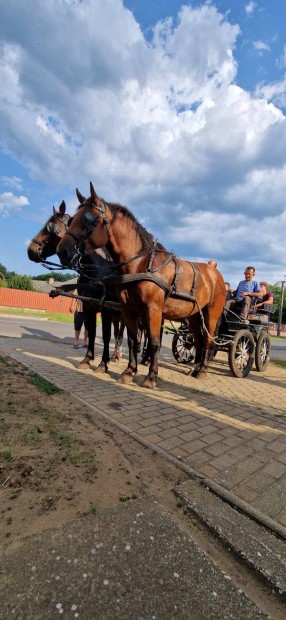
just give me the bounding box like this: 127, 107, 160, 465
110, 316, 120, 361
142, 307, 162, 389
187, 314, 204, 378
141, 319, 164, 366
137, 320, 143, 353
192, 307, 218, 379
94, 307, 111, 373
117, 315, 138, 384
115, 319, 125, 359
111, 315, 125, 361
140, 327, 150, 365
78, 303, 96, 369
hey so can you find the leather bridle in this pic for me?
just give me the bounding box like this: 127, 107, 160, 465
31, 213, 71, 257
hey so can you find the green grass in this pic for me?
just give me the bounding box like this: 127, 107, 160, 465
271, 359, 286, 369
0, 306, 104, 324
0, 307, 73, 322
270, 334, 286, 340
29, 373, 61, 394
2, 450, 13, 461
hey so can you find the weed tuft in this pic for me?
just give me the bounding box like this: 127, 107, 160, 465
29, 374, 61, 395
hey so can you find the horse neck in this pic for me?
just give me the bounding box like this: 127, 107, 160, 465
104, 210, 145, 272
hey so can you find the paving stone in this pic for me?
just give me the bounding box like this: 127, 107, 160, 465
231, 484, 259, 503
159, 427, 181, 440
235, 457, 264, 475
262, 461, 286, 479
208, 454, 239, 471
277, 512, 286, 527
185, 450, 211, 468
204, 443, 229, 457
221, 435, 244, 447
277, 451, 286, 464
179, 430, 202, 442
159, 419, 179, 430
226, 445, 254, 460
144, 433, 162, 444
246, 472, 276, 493
158, 436, 184, 450
215, 468, 248, 489
253, 483, 286, 518
201, 432, 225, 445
267, 439, 286, 454
198, 464, 219, 479
139, 425, 163, 437
182, 439, 207, 454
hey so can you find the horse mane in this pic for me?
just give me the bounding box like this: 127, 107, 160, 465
76, 196, 166, 252
104, 200, 166, 252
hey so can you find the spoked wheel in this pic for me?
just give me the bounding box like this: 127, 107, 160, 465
228, 329, 255, 378
255, 332, 271, 372
172, 332, 196, 365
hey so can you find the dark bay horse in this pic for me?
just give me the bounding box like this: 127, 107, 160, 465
57, 183, 226, 388
27, 201, 125, 370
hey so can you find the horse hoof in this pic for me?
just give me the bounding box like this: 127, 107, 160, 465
111, 352, 121, 362
94, 362, 108, 374
142, 377, 157, 389
192, 370, 206, 380
78, 360, 92, 370
117, 372, 134, 384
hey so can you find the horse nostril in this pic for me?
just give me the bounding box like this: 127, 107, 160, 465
57, 247, 70, 266
27, 248, 41, 262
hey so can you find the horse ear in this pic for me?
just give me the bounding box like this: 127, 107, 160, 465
90, 182, 100, 207
53, 206, 57, 216
59, 200, 66, 215
76, 188, 86, 204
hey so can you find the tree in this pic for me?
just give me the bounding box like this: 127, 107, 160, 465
0, 262, 9, 279
269, 285, 286, 322
8, 274, 33, 291
31, 271, 76, 281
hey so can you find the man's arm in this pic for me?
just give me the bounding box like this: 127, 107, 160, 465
241, 290, 262, 298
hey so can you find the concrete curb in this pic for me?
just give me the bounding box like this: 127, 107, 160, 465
174, 480, 286, 598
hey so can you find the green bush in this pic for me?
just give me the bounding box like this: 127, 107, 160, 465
7, 275, 33, 291
0, 279, 7, 288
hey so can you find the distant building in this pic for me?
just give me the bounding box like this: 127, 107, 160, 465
31, 277, 78, 294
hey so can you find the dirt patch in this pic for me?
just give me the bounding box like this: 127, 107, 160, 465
0, 355, 187, 543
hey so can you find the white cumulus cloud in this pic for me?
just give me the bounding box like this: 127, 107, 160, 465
0, 0, 286, 282
0, 191, 29, 215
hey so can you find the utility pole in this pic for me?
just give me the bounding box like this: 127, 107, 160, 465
277, 276, 286, 337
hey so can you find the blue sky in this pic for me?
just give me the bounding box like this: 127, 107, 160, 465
1, 0, 286, 287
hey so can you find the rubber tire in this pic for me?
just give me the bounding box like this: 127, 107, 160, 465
255, 332, 271, 372
172, 332, 196, 365
228, 329, 255, 378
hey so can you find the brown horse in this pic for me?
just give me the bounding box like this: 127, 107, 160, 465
57, 183, 226, 388
27, 200, 125, 368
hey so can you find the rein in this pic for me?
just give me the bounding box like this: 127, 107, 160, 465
40, 260, 69, 271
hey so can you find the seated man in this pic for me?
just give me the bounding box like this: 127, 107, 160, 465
254, 282, 274, 310
224, 266, 262, 322
225, 281, 233, 301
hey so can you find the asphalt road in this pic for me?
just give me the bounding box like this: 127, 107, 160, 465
0, 314, 286, 360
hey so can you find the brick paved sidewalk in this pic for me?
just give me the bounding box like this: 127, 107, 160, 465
1, 335, 286, 532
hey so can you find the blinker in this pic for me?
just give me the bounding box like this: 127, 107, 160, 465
46, 221, 55, 233
81, 211, 100, 235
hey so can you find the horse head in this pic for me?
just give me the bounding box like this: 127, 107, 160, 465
57, 183, 109, 267
27, 200, 70, 263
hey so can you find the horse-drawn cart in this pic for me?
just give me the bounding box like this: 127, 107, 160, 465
166, 305, 273, 378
